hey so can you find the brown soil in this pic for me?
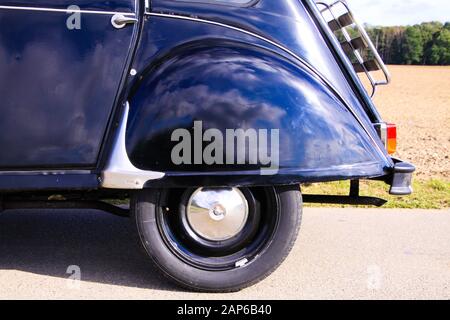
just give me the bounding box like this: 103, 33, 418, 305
370, 65, 450, 181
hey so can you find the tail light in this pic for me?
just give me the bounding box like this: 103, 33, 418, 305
374, 122, 397, 155
386, 123, 397, 155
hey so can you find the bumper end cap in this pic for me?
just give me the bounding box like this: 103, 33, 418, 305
389, 160, 415, 196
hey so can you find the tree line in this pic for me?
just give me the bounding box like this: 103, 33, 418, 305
364, 22, 450, 66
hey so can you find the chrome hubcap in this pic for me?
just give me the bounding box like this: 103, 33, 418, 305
186, 188, 249, 241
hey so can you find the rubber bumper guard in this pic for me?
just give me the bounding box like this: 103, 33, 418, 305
389, 158, 416, 196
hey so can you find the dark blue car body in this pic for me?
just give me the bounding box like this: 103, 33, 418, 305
0, 0, 413, 195
0, 0, 418, 292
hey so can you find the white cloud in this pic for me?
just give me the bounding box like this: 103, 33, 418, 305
346, 0, 450, 26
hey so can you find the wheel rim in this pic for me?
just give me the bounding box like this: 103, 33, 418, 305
156, 187, 280, 271
186, 187, 249, 242
157, 187, 280, 271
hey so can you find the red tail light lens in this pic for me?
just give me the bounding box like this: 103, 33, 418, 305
386, 123, 397, 155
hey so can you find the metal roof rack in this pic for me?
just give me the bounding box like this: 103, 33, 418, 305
316, 0, 391, 97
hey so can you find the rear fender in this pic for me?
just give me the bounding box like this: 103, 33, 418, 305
126, 41, 390, 187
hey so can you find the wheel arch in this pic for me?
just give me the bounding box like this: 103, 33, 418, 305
123, 39, 390, 187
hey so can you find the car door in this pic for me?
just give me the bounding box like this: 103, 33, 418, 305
0, 1, 137, 169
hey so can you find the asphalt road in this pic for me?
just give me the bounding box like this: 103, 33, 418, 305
0, 207, 449, 299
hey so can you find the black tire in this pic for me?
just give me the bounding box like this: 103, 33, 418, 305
131, 185, 302, 292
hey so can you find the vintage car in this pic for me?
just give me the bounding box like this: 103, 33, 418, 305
0, 0, 414, 292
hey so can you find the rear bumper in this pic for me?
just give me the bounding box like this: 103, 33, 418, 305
388, 158, 416, 196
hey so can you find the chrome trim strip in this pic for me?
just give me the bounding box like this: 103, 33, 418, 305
101, 103, 165, 189
0, 5, 135, 16
0, 170, 91, 176
146, 12, 390, 163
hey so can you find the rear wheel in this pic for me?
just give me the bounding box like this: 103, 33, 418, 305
131, 185, 302, 292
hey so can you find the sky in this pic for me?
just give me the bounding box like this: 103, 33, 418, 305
346, 0, 450, 26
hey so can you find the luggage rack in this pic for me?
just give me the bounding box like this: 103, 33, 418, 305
315, 0, 391, 97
